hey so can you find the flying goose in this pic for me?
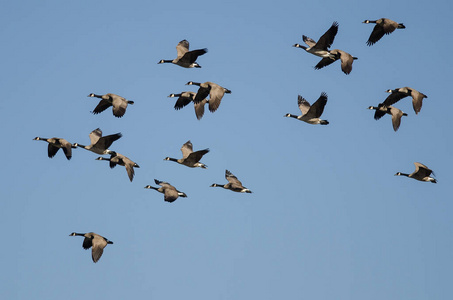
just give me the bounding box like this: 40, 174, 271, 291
95, 151, 140, 182
69, 232, 113, 263
210, 170, 252, 193
314, 49, 358, 74
186, 81, 231, 113
164, 140, 209, 168
144, 179, 187, 203
88, 93, 134, 118
168, 91, 209, 120
363, 18, 406, 46
74, 128, 122, 155
33, 137, 77, 160
383, 87, 428, 114
395, 162, 437, 183
285, 92, 329, 125
367, 105, 407, 131
293, 22, 339, 60
158, 40, 207, 68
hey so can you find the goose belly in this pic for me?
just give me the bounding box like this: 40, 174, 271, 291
307, 48, 333, 58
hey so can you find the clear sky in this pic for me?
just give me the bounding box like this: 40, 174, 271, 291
1, 0, 452, 299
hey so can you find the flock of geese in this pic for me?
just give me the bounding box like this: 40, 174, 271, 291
33, 18, 436, 263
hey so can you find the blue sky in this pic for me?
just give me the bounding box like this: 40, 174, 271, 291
1, 0, 452, 299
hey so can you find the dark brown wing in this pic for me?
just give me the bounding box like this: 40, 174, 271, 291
179, 49, 208, 64
174, 94, 194, 110
382, 91, 410, 107
315, 22, 338, 50
92, 99, 112, 114
82, 237, 92, 250
367, 24, 386, 46
47, 144, 60, 158
305, 92, 327, 119
373, 104, 388, 120
414, 162, 433, 178
95, 133, 122, 149
314, 57, 337, 70
194, 84, 211, 104
186, 149, 209, 164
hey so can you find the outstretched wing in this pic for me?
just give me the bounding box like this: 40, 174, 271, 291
180, 141, 193, 158
315, 21, 338, 50
305, 92, 327, 119
297, 95, 311, 116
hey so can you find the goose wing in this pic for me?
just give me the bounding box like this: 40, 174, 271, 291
176, 40, 190, 58
297, 95, 311, 116
60, 138, 73, 160
302, 35, 317, 48
110, 94, 128, 118
174, 92, 195, 110
305, 92, 327, 118
336, 50, 355, 74
163, 187, 179, 202
47, 143, 60, 158
366, 19, 392, 46
95, 132, 122, 149
154, 180, 178, 202
92, 99, 112, 114
186, 149, 209, 164
208, 83, 227, 113
179, 49, 208, 64
314, 57, 337, 70
409, 88, 427, 114
382, 90, 410, 107
225, 170, 244, 188
389, 106, 404, 131
89, 128, 103, 145
193, 83, 211, 104
91, 234, 108, 263
180, 140, 194, 158
124, 159, 136, 182
413, 162, 434, 177
194, 99, 208, 120
315, 21, 338, 50
82, 236, 92, 250
373, 104, 388, 120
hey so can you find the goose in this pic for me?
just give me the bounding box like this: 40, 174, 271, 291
33, 137, 76, 160
88, 93, 134, 118
367, 105, 407, 131
74, 128, 122, 155
95, 151, 140, 182
164, 140, 209, 168
395, 162, 437, 183
168, 91, 209, 120
144, 179, 187, 203
210, 170, 252, 193
293, 22, 339, 59
383, 87, 428, 114
363, 18, 406, 46
158, 40, 207, 68
69, 232, 113, 263
314, 49, 358, 74
285, 92, 329, 125
186, 81, 231, 113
